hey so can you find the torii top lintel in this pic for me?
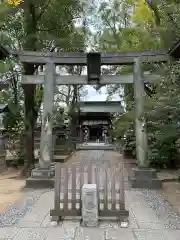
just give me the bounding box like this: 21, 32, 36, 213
11, 50, 170, 65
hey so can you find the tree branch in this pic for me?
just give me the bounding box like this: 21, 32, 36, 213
146, 0, 161, 26
102, 11, 121, 49
36, 0, 53, 22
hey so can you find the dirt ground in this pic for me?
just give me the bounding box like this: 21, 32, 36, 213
0, 167, 25, 212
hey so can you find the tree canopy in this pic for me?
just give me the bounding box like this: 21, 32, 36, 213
89, 0, 180, 168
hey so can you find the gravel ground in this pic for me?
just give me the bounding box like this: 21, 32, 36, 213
0, 189, 51, 227
141, 189, 180, 229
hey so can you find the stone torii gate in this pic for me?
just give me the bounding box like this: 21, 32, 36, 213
7, 50, 170, 188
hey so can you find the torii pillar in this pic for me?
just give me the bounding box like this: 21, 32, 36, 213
26, 63, 55, 188
131, 58, 162, 189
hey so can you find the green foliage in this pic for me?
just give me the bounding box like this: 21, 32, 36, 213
93, 0, 180, 168
0, 0, 180, 171
146, 61, 180, 168
0, 0, 86, 171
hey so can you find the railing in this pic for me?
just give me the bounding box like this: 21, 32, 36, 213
50, 152, 129, 221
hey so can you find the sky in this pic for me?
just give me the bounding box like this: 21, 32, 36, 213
74, 0, 121, 102
81, 0, 121, 102
85, 86, 108, 101
84, 86, 120, 101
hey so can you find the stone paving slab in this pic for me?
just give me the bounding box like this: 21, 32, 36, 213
0, 226, 180, 240
15, 191, 53, 228
125, 190, 164, 230
0, 227, 20, 239
134, 229, 165, 240
13, 227, 78, 240
165, 230, 180, 240
76, 228, 135, 240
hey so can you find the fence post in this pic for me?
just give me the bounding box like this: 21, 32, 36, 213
52, 162, 61, 222
119, 155, 125, 211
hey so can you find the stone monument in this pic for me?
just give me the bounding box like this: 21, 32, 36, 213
82, 184, 98, 227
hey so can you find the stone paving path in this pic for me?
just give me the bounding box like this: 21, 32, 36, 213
1, 150, 180, 239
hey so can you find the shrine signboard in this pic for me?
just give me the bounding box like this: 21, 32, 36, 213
82, 120, 108, 126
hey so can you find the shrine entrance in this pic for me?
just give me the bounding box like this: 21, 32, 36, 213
89, 125, 102, 141
78, 101, 122, 143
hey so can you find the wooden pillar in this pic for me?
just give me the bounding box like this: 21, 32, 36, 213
133, 58, 148, 168
39, 63, 55, 169
80, 124, 83, 142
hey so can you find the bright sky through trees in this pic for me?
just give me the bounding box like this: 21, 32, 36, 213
7, 0, 23, 5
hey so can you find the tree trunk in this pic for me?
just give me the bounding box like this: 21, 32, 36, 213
22, 87, 35, 175
21, 2, 37, 176
69, 85, 78, 149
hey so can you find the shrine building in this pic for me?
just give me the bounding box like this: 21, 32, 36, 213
78, 101, 124, 142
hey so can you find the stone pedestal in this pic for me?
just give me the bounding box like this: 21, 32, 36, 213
82, 184, 98, 227
26, 167, 55, 188
31, 168, 54, 178
131, 168, 162, 189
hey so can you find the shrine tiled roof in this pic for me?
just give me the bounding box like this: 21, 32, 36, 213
79, 101, 124, 113
79, 101, 122, 106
